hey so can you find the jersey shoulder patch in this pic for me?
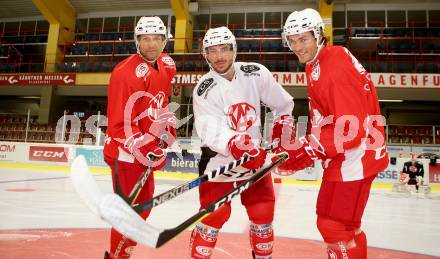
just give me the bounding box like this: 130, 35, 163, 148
240, 64, 260, 74
135, 62, 150, 78
161, 55, 175, 67
197, 77, 215, 97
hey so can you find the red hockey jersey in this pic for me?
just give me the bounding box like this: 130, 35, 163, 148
305, 45, 389, 182
104, 53, 176, 163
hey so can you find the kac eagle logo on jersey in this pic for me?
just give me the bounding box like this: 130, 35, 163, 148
226, 102, 257, 132
197, 78, 215, 98
134, 91, 176, 148
311, 108, 324, 126
311, 61, 320, 81
240, 64, 260, 76
146, 92, 165, 121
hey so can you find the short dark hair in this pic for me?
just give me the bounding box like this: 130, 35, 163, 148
311, 28, 328, 45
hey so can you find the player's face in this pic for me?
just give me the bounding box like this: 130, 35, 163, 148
138, 34, 164, 62
205, 44, 234, 74
286, 32, 318, 64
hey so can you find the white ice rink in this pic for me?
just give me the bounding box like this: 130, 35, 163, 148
0, 167, 440, 258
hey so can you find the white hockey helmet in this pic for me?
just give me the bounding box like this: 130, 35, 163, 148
134, 16, 168, 56
202, 26, 237, 55
202, 26, 237, 74
283, 8, 325, 43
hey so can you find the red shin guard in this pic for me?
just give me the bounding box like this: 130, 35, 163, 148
109, 229, 136, 258
109, 210, 151, 258
326, 231, 367, 259
189, 222, 220, 259
249, 222, 274, 258
318, 217, 367, 259
354, 230, 367, 258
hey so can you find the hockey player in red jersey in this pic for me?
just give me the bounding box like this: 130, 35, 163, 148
103, 16, 176, 258
275, 8, 389, 259
190, 26, 294, 259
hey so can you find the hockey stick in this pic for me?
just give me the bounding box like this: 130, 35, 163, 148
70, 143, 273, 216
127, 166, 151, 205
131, 140, 280, 212
117, 137, 168, 205
97, 153, 287, 248
131, 153, 251, 212
70, 155, 104, 216
69, 141, 274, 214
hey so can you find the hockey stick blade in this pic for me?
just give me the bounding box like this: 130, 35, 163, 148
99, 193, 161, 248
70, 155, 104, 216
98, 154, 287, 248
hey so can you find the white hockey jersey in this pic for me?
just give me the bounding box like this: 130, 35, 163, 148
193, 62, 294, 181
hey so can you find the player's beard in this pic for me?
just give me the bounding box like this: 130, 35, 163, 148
213, 60, 233, 75
140, 48, 161, 63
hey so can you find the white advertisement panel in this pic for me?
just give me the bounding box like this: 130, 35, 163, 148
0, 141, 28, 163
412, 146, 440, 158
387, 145, 412, 158
375, 157, 430, 184
0, 141, 74, 165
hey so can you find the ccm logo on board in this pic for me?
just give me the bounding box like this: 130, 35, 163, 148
0, 144, 15, 152
29, 146, 68, 162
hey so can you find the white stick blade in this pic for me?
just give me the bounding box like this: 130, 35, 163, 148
99, 193, 161, 248
70, 155, 103, 215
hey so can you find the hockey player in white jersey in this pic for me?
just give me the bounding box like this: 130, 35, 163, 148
189, 26, 295, 259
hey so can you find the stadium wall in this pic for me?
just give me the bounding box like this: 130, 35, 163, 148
0, 141, 439, 189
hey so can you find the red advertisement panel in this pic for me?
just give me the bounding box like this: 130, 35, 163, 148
29, 146, 69, 162
429, 162, 440, 184
0, 74, 76, 86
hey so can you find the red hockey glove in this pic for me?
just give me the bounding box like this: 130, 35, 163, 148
272, 134, 326, 171
271, 115, 296, 146
149, 111, 177, 149
161, 123, 176, 148
228, 134, 267, 170
124, 133, 165, 169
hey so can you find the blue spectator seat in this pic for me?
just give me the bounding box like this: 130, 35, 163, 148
238, 42, 250, 52
123, 32, 134, 40
262, 42, 270, 52
414, 28, 428, 37
234, 30, 244, 37
129, 44, 137, 53
287, 60, 298, 72
101, 62, 112, 72
377, 42, 386, 51
376, 62, 389, 72
269, 41, 281, 52
275, 60, 285, 71
250, 42, 260, 52
102, 45, 113, 54
422, 42, 433, 52
175, 61, 183, 71
183, 61, 194, 71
